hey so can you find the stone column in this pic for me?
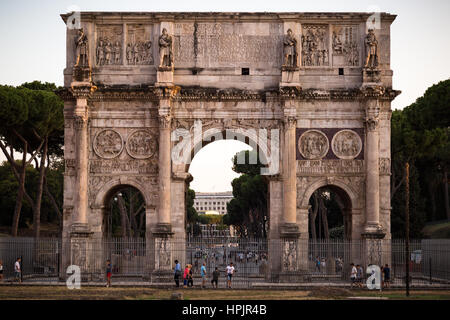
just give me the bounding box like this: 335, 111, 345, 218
363, 100, 384, 236
71, 87, 92, 235
281, 116, 299, 237
69, 85, 95, 279
156, 112, 172, 232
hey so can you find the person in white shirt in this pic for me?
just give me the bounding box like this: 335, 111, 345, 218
14, 258, 21, 283
0, 259, 3, 282
226, 262, 235, 289
350, 263, 357, 288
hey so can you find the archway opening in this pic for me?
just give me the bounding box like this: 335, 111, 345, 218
307, 184, 353, 276
187, 138, 269, 239
308, 185, 352, 240
102, 185, 146, 239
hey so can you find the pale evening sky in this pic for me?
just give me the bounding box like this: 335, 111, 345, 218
0, 0, 449, 192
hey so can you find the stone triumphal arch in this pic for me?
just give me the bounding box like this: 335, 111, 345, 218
59, 12, 399, 278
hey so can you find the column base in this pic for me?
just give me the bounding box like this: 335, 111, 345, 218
151, 223, 174, 237
70, 223, 93, 237
361, 224, 385, 239
279, 223, 300, 239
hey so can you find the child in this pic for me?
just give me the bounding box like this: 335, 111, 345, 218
187, 264, 194, 287
183, 265, 189, 287
106, 260, 112, 287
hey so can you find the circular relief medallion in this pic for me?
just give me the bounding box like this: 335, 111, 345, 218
126, 130, 157, 159
331, 129, 362, 160
298, 130, 329, 160
93, 129, 123, 159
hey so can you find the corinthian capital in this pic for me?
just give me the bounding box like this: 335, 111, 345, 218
365, 116, 379, 131
365, 104, 380, 131
283, 116, 297, 129
73, 115, 88, 130
159, 114, 172, 129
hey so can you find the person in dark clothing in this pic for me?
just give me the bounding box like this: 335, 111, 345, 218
174, 260, 182, 287
383, 264, 391, 288
211, 267, 220, 288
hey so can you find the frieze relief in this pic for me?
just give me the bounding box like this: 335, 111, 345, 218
126, 130, 158, 159
332, 25, 359, 67
90, 158, 158, 174
297, 159, 364, 175
93, 129, 124, 159
298, 130, 329, 160
126, 24, 154, 65
331, 129, 362, 160
301, 25, 329, 67
96, 25, 123, 66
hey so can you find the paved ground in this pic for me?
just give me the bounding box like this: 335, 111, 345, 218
0, 284, 449, 300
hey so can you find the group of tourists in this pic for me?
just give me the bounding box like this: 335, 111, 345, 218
0, 258, 21, 283
350, 263, 391, 288
174, 260, 236, 289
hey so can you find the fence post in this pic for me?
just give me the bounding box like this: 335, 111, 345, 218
429, 257, 432, 285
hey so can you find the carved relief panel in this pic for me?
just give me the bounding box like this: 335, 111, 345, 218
96, 25, 123, 66
331, 129, 362, 160
126, 130, 158, 159
331, 25, 359, 67
301, 25, 329, 67
126, 24, 154, 65
93, 129, 124, 159
297, 128, 364, 160
298, 130, 329, 160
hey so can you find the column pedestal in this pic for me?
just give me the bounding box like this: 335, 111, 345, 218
156, 67, 174, 86
280, 67, 301, 87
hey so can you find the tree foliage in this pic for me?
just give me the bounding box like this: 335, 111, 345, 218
0, 82, 64, 237
391, 79, 450, 238
223, 150, 268, 238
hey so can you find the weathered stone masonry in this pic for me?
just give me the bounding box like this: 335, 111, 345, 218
59, 12, 400, 277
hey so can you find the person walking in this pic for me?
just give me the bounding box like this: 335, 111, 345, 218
200, 262, 207, 289
211, 267, 220, 288
356, 264, 364, 288
174, 260, 182, 287
383, 264, 391, 288
315, 256, 321, 273
183, 264, 189, 287
350, 263, 357, 288
14, 258, 21, 284
321, 258, 326, 274
106, 260, 112, 287
0, 260, 3, 282
187, 264, 194, 287
226, 262, 235, 289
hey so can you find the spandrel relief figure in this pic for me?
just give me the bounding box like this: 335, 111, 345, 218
75, 28, 89, 67
283, 29, 298, 68
159, 28, 173, 68
365, 29, 378, 68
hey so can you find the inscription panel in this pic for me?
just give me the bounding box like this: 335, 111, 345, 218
173, 22, 283, 67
